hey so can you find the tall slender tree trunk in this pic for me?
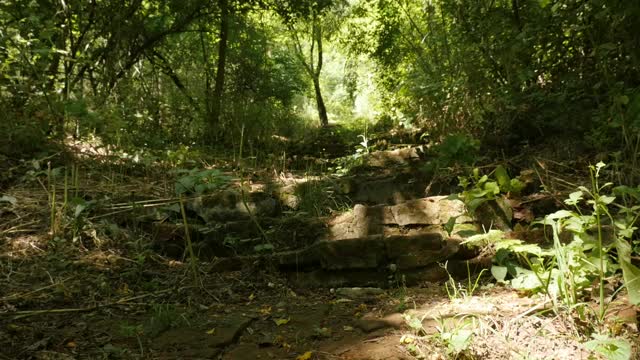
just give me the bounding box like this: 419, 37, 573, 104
312, 17, 328, 127
209, 0, 229, 140
313, 76, 328, 127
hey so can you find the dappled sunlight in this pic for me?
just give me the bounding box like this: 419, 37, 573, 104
2, 0, 640, 357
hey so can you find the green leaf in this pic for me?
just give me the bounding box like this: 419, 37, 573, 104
599, 195, 615, 205
616, 237, 640, 305
254, 243, 275, 253
491, 265, 508, 282
466, 198, 487, 213
494, 165, 510, 191
495, 197, 513, 222
509, 178, 525, 194
564, 191, 583, 206
444, 216, 458, 236
618, 95, 630, 105
462, 230, 504, 246
484, 181, 500, 196
0, 195, 17, 205
74, 203, 87, 218
511, 267, 544, 290
613, 186, 640, 200
585, 334, 632, 360
546, 210, 574, 220
442, 329, 473, 354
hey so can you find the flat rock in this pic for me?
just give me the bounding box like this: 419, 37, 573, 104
153, 315, 254, 352
365, 147, 422, 168
335, 287, 385, 300
328, 196, 472, 240
353, 313, 404, 333
385, 233, 459, 269
319, 237, 386, 270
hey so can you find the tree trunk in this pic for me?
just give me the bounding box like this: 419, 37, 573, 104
312, 18, 328, 127
209, 0, 229, 140
313, 76, 329, 127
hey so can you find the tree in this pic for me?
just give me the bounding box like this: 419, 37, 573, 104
276, 0, 346, 127
207, 0, 230, 140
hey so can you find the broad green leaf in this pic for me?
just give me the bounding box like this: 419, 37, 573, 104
0, 195, 17, 205
467, 198, 487, 213
511, 267, 543, 290
546, 210, 574, 220
616, 237, 640, 305
600, 195, 615, 205
462, 230, 504, 246
484, 181, 500, 196
564, 191, 583, 206
509, 178, 525, 194
491, 265, 508, 282
585, 334, 631, 360
445, 329, 473, 354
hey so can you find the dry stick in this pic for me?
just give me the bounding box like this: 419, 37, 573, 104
4, 289, 174, 319
511, 297, 553, 321
179, 194, 199, 288
0, 277, 75, 302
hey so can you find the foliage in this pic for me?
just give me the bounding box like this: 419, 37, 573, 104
457, 165, 524, 214
463, 163, 640, 317
173, 168, 233, 196
584, 333, 632, 360
441, 261, 487, 301
423, 134, 480, 175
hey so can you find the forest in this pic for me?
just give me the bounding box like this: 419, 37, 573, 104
1, 0, 639, 359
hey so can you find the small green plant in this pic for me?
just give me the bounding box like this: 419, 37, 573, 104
423, 133, 480, 174
436, 319, 474, 357
584, 333, 632, 360
440, 261, 488, 300
402, 312, 476, 358
144, 303, 183, 338
173, 168, 233, 196
464, 162, 640, 319
457, 165, 525, 214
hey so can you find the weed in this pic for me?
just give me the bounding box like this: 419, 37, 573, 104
440, 261, 488, 301
584, 333, 632, 360
462, 162, 640, 321
144, 303, 184, 338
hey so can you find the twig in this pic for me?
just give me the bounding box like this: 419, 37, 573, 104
512, 297, 553, 321
4, 289, 174, 319
0, 277, 74, 302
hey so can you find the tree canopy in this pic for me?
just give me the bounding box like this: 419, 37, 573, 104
2, 0, 640, 161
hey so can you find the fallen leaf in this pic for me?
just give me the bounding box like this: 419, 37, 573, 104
206, 328, 216, 335
260, 306, 272, 316
296, 351, 313, 360
312, 326, 332, 338
343, 325, 354, 331
248, 293, 255, 301
274, 317, 290, 326
65, 341, 77, 348
400, 334, 415, 344
0, 195, 17, 205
